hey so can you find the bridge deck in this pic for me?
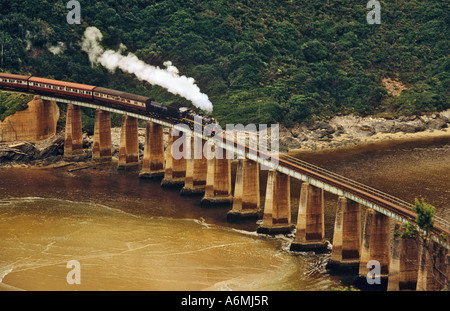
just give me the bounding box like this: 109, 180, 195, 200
33, 94, 449, 250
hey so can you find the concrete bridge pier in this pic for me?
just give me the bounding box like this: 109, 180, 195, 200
257, 170, 293, 234
327, 197, 361, 270
227, 158, 261, 221
92, 109, 112, 161
387, 223, 419, 291
201, 145, 233, 206
416, 237, 449, 291
118, 115, 139, 169
64, 104, 83, 158
355, 209, 390, 289
161, 130, 186, 187
181, 136, 207, 195
290, 183, 328, 251
140, 121, 165, 179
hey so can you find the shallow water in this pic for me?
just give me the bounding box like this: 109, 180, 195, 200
0, 135, 448, 291
0, 196, 334, 291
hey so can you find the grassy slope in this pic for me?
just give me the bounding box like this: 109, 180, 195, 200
0, 0, 448, 127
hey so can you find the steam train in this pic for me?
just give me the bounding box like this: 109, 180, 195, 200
0, 73, 217, 135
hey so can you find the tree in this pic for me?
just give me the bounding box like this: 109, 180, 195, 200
414, 198, 435, 237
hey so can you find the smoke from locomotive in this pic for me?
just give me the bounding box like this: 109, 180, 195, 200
81, 27, 213, 113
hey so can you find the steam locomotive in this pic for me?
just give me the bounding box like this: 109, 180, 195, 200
0, 73, 217, 135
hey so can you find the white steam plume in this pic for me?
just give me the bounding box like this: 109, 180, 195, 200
81, 26, 213, 113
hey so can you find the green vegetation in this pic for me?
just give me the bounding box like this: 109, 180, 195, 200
0, 91, 33, 121
394, 221, 418, 239
414, 198, 435, 236
0, 0, 448, 126
393, 198, 438, 240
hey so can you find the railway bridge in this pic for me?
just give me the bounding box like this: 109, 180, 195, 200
2, 90, 450, 291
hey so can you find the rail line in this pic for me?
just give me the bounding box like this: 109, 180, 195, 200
2, 85, 449, 249
211, 133, 450, 249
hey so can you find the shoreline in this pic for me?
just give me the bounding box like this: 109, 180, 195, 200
278, 110, 450, 153
1, 107, 449, 169
287, 128, 450, 155
0, 126, 448, 171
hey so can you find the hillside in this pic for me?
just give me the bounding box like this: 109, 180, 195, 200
0, 0, 448, 126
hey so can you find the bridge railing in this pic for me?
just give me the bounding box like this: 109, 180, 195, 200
281, 153, 450, 232
225, 129, 450, 232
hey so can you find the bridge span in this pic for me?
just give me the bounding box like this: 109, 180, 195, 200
40, 95, 450, 241
2, 89, 449, 290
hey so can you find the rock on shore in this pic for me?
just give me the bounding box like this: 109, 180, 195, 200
279, 110, 450, 151
0, 133, 66, 166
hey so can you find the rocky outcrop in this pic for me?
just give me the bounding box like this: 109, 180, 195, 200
279, 110, 450, 151
0, 132, 66, 166
0, 95, 60, 143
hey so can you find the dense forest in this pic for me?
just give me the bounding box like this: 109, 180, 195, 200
0, 0, 448, 127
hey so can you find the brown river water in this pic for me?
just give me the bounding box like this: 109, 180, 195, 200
0, 135, 449, 291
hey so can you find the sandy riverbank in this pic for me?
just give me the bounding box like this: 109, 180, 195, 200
288, 128, 450, 154
278, 110, 450, 153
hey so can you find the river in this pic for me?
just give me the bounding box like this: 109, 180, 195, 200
0, 135, 449, 291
